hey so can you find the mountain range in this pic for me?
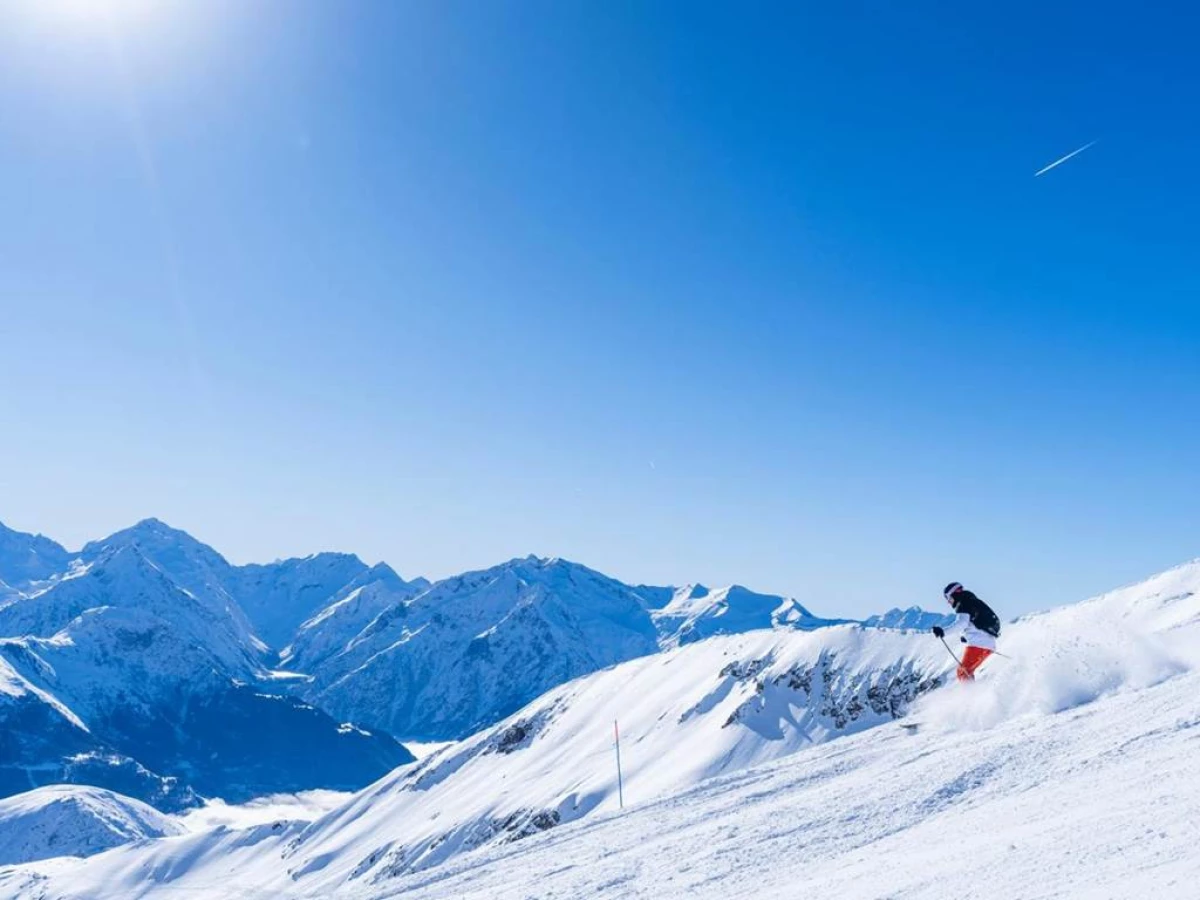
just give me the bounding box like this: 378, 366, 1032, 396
0, 516, 948, 812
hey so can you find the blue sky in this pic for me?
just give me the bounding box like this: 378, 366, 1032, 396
1, 1, 1197, 617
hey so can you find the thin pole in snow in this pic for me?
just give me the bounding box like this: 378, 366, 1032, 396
938, 635, 963, 667
614, 719, 624, 810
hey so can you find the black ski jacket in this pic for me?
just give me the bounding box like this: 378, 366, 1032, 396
950, 590, 1001, 637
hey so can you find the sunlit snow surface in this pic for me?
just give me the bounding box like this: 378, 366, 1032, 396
3, 561, 1199, 899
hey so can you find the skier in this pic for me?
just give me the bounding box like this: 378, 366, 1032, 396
932, 582, 1001, 682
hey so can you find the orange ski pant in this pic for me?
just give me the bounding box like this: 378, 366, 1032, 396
957, 646, 993, 682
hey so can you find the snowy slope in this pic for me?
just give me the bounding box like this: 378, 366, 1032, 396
233, 553, 372, 651
12, 667, 1200, 900
0, 652, 197, 810
0, 605, 413, 803
0, 785, 182, 865
0, 545, 261, 677
281, 564, 429, 671
0, 654, 98, 797
326, 664, 1200, 899
0, 522, 70, 593
8, 559, 1197, 900
271, 624, 942, 891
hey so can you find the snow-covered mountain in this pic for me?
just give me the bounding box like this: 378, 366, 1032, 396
0, 545, 261, 677
0, 602, 412, 802
74, 518, 422, 655
0, 541, 413, 807
300, 558, 868, 742
78, 520, 265, 659
0, 648, 195, 811
861, 605, 955, 631
234, 553, 373, 651
0, 785, 182, 865
8, 559, 1197, 900
645, 582, 850, 647
0, 516, 954, 817
282, 563, 431, 671
0, 522, 70, 593
302, 556, 665, 741
276, 624, 942, 889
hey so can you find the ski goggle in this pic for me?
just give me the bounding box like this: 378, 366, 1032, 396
943, 582, 963, 601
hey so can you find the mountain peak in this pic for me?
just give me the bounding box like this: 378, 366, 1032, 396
81, 519, 231, 568
301, 551, 365, 565
131, 516, 171, 531
122, 518, 195, 543
363, 560, 401, 581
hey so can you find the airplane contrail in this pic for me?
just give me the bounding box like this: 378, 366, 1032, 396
1034, 140, 1097, 177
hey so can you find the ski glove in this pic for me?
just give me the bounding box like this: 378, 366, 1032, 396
960, 636, 968, 643
931, 626, 945, 639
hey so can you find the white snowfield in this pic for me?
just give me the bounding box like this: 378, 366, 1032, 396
2, 561, 1198, 899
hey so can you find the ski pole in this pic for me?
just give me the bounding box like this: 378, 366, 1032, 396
939, 636, 963, 667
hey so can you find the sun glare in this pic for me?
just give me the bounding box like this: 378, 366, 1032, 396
35, 0, 161, 31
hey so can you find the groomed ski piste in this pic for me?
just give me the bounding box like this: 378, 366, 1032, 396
3, 562, 1199, 899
